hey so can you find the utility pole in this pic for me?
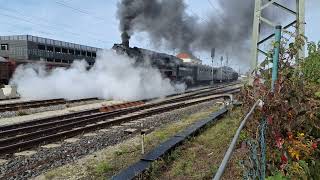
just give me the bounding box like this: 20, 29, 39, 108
226, 53, 229, 67
211, 48, 215, 86
250, 0, 305, 73
220, 56, 223, 83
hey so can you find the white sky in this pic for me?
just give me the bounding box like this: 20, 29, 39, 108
0, 0, 318, 68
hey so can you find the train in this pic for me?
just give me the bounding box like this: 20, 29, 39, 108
112, 43, 238, 86
0, 43, 238, 87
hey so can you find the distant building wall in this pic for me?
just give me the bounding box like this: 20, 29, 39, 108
0, 35, 28, 60
0, 35, 101, 66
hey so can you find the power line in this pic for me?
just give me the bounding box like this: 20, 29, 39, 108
0, 6, 74, 30
0, 12, 114, 46
177, 0, 211, 24
0, 21, 54, 36
206, 0, 225, 21
0, 6, 111, 38
207, 0, 219, 12
0, 5, 116, 45
55, 0, 115, 24
188, 8, 210, 24
56, 1, 94, 16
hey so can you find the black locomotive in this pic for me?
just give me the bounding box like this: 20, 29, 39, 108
112, 43, 238, 86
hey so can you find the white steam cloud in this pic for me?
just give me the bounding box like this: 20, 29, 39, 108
10, 50, 185, 100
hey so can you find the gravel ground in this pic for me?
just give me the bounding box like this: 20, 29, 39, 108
0, 104, 66, 119
0, 99, 103, 119
0, 100, 220, 180
0, 98, 27, 105
0, 100, 123, 126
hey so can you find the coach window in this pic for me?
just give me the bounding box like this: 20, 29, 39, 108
38, 44, 46, 50
92, 52, 96, 57
87, 51, 92, 57
47, 46, 54, 52
62, 48, 68, 53
75, 50, 81, 56
164, 57, 170, 64
47, 58, 54, 62
1, 44, 9, 50
69, 49, 75, 55
81, 51, 86, 56
55, 47, 61, 53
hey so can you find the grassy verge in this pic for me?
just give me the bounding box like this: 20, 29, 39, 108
40, 104, 222, 180
146, 108, 244, 180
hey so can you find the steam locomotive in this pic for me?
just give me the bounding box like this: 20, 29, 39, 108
112, 43, 238, 86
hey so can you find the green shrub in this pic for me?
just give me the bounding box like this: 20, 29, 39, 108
302, 42, 320, 83
95, 162, 113, 175
266, 172, 288, 180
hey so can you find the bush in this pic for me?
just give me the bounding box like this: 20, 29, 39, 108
241, 35, 320, 179
302, 42, 320, 83
95, 162, 113, 175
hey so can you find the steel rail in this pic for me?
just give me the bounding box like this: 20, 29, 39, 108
0, 86, 240, 139
0, 82, 239, 133
0, 89, 240, 155
0, 88, 241, 155
0, 87, 240, 141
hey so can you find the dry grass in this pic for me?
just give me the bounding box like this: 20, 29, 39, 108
40, 104, 221, 180
147, 108, 244, 180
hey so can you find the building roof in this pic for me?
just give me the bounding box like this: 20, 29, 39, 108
176, 52, 202, 64
0, 35, 101, 51
176, 52, 192, 59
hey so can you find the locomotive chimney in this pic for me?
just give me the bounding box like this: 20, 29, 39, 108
121, 32, 130, 48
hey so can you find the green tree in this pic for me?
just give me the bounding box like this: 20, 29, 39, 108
302, 42, 320, 83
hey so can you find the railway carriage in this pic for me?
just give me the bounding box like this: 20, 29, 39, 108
112, 43, 238, 86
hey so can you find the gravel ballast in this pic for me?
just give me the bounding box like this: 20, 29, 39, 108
0, 99, 103, 119
0, 100, 123, 126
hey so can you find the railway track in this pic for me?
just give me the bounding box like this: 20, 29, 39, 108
0, 97, 99, 113
0, 83, 241, 156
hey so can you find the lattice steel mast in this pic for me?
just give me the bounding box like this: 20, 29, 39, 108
250, 0, 305, 73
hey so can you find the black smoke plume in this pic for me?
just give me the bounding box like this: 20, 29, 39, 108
117, 0, 288, 56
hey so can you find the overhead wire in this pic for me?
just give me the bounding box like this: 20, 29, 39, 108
0, 7, 115, 46
188, 8, 211, 24
0, 6, 74, 29
178, 0, 211, 24
55, 0, 118, 25
206, 0, 226, 22
0, 20, 54, 36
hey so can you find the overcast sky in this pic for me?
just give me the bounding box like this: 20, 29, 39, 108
0, 0, 319, 66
